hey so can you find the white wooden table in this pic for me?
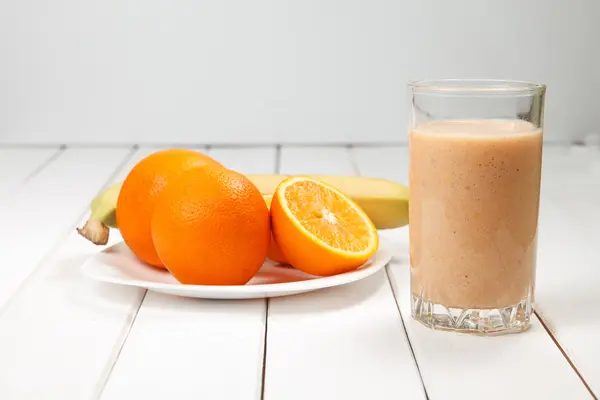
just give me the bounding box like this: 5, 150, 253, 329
0, 144, 597, 400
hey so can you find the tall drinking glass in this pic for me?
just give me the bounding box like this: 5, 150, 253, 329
408, 79, 546, 335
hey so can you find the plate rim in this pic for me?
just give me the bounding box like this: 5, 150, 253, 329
80, 240, 392, 295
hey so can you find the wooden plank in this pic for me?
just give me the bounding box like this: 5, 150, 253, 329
100, 147, 274, 400
0, 147, 136, 399
0, 147, 61, 197
534, 146, 600, 396
263, 146, 425, 400
353, 145, 593, 399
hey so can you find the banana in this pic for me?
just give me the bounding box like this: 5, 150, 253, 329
77, 175, 409, 245
250, 175, 409, 230
76, 182, 122, 245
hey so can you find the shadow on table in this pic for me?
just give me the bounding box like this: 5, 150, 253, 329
61, 250, 395, 317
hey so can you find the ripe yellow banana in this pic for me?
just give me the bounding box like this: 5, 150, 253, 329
251, 175, 409, 229
77, 174, 409, 245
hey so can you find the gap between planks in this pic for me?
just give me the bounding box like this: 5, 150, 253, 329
77, 136, 147, 399
348, 147, 430, 399
383, 267, 430, 400
20, 146, 66, 185
92, 145, 276, 399
94, 290, 148, 399
535, 310, 598, 400
89, 146, 211, 399
260, 144, 281, 400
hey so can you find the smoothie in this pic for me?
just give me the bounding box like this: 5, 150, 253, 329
409, 119, 543, 310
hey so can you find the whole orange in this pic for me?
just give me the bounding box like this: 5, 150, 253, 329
116, 149, 222, 267
151, 167, 271, 285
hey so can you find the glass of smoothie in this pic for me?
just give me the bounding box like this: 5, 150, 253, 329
408, 79, 546, 335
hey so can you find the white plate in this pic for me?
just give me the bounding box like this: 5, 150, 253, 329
81, 241, 392, 299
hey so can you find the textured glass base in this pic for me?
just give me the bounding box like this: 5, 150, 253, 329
411, 294, 532, 335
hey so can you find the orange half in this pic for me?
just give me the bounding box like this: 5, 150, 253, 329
270, 176, 379, 276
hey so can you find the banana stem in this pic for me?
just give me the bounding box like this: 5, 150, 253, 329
77, 219, 110, 245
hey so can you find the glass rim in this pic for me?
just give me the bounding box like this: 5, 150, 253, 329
408, 79, 546, 94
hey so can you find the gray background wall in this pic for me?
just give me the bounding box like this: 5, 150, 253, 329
0, 0, 598, 144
